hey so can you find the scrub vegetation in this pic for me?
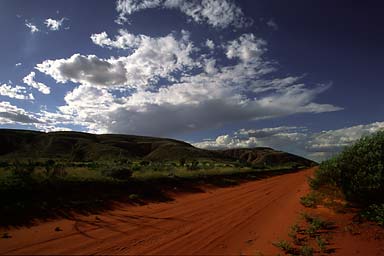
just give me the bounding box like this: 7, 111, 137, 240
0, 129, 315, 227
309, 130, 384, 224
274, 213, 334, 255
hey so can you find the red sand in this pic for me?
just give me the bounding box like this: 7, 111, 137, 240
0, 168, 314, 255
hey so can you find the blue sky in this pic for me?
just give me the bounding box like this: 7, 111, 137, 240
0, 0, 383, 161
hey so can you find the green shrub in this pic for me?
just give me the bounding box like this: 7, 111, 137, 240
101, 167, 133, 180
272, 240, 293, 254
288, 224, 301, 245
132, 163, 141, 171
179, 158, 186, 167
360, 204, 384, 225
310, 157, 340, 189
316, 236, 327, 252
150, 162, 166, 172
12, 161, 35, 179
128, 194, 140, 200
300, 192, 319, 208
202, 162, 214, 169
139, 160, 150, 166
44, 159, 55, 175
313, 131, 384, 205
51, 165, 68, 178
187, 160, 199, 170
299, 245, 314, 256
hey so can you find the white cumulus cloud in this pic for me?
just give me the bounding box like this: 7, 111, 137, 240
226, 33, 267, 63
54, 66, 340, 136
44, 18, 65, 31
115, 0, 252, 28
90, 29, 143, 49
38, 31, 196, 89
0, 84, 34, 100
0, 101, 40, 124
205, 39, 215, 50
33, 31, 341, 137
25, 22, 39, 33
22, 72, 51, 94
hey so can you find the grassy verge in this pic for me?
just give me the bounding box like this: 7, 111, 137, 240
274, 131, 384, 255
273, 212, 335, 255
0, 160, 305, 227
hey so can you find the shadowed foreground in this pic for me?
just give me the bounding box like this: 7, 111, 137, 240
0, 168, 314, 255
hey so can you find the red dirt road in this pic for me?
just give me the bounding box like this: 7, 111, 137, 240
0, 168, 313, 255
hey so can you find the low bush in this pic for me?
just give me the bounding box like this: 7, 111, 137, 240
0, 159, 301, 226
51, 165, 68, 178
187, 160, 200, 170
272, 240, 294, 254
288, 224, 301, 245
360, 203, 384, 226
128, 194, 140, 200
139, 160, 150, 166
300, 192, 320, 208
101, 167, 133, 180
131, 163, 141, 171
310, 158, 340, 190
12, 161, 35, 179
299, 245, 314, 256
315, 236, 327, 252
179, 158, 186, 167
313, 131, 384, 205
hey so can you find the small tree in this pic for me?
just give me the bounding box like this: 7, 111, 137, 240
140, 160, 150, 166
179, 158, 186, 167
52, 164, 68, 178
102, 167, 133, 180
44, 159, 56, 176
315, 130, 384, 205
12, 160, 35, 180
188, 160, 199, 170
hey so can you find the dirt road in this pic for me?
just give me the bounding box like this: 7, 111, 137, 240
0, 168, 313, 255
